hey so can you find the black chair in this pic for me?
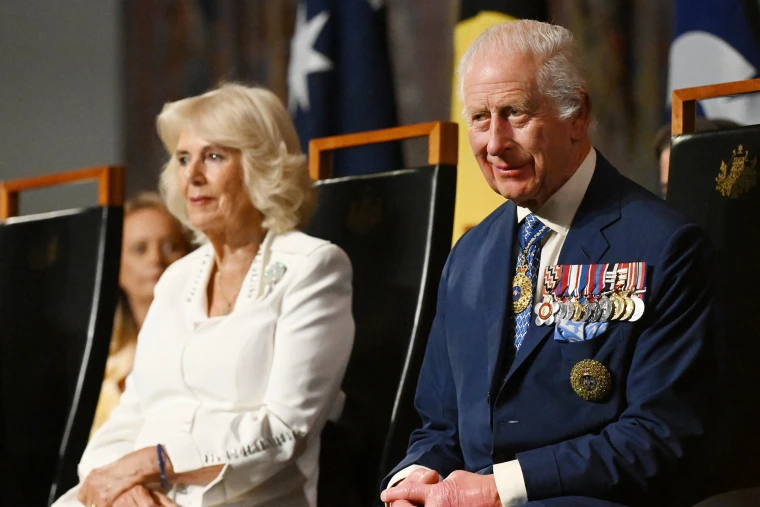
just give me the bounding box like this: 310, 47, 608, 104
0, 167, 123, 506
306, 122, 458, 507
668, 80, 760, 504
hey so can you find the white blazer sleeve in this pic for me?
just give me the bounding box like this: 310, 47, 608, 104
162, 243, 355, 501
76, 373, 144, 480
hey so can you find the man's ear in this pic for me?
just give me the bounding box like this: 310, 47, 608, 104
569, 91, 591, 142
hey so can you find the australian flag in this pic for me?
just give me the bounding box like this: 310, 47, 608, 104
668, 0, 760, 124
288, 0, 402, 177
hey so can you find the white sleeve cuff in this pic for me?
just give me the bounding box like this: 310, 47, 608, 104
161, 433, 204, 474
493, 460, 528, 507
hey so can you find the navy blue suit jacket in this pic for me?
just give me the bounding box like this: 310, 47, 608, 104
386, 153, 722, 505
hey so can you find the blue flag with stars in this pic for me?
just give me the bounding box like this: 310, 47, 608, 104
288, 0, 402, 177
668, 0, 760, 124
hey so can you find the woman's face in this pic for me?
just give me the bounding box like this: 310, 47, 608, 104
119, 208, 188, 303
175, 129, 258, 236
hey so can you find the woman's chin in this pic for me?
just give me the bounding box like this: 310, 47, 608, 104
187, 216, 218, 234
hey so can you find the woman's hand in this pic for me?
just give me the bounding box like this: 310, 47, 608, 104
78, 447, 158, 507
112, 485, 179, 507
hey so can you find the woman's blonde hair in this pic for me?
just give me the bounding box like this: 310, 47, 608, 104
156, 83, 314, 241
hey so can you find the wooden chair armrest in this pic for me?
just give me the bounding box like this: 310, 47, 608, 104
0, 165, 125, 219
672, 78, 760, 135
308, 121, 458, 180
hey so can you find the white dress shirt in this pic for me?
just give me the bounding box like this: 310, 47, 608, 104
53, 230, 354, 507
386, 149, 596, 507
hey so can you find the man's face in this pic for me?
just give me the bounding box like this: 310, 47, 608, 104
463, 51, 587, 209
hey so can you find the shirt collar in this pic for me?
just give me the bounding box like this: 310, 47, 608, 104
516, 148, 596, 237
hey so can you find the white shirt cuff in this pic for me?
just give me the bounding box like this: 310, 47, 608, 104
493, 460, 528, 507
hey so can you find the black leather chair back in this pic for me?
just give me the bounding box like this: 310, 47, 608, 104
668, 125, 760, 493
0, 206, 122, 506
306, 165, 456, 506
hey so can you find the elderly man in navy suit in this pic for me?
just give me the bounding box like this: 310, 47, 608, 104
381, 20, 722, 507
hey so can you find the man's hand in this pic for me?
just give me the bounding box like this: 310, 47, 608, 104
112, 485, 179, 507
381, 470, 501, 507
383, 468, 440, 507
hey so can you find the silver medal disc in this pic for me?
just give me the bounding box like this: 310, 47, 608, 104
629, 295, 645, 322
599, 296, 613, 322
580, 301, 592, 322
587, 301, 601, 322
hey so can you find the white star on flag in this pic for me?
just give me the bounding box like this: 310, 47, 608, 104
288, 3, 332, 113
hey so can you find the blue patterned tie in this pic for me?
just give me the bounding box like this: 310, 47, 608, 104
512, 214, 550, 350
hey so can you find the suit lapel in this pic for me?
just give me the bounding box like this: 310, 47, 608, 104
482, 203, 517, 395
502, 152, 623, 385
503, 316, 554, 385
558, 152, 621, 265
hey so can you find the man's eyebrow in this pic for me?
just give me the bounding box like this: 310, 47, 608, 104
461, 106, 485, 122
504, 96, 532, 111
462, 102, 490, 114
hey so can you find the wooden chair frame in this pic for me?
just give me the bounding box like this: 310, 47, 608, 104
672, 78, 760, 135
0, 165, 124, 220
308, 121, 458, 180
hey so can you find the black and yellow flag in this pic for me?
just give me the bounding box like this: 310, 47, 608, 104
451, 1, 548, 243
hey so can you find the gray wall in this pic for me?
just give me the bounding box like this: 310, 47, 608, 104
0, 0, 123, 214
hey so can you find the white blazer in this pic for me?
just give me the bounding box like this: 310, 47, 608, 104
53, 230, 354, 507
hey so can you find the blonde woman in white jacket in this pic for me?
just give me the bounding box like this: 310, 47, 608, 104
53, 83, 354, 507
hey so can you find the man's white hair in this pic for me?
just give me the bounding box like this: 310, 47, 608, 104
458, 20, 590, 120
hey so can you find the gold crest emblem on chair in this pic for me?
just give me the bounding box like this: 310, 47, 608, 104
715, 144, 758, 198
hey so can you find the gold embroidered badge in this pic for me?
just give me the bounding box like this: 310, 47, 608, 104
716, 144, 758, 198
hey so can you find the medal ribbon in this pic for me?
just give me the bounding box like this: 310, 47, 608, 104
604, 263, 618, 293
614, 262, 628, 291
542, 265, 559, 297
625, 262, 636, 293
577, 264, 590, 301
588, 264, 598, 301
594, 263, 607, 300
569, 264, 581, 298
557, 265, 570, 299
541, 267, 550, 297
635, 261, 646, 301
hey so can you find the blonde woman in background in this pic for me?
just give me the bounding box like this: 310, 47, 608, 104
91, 193, 193, 435
53, 83, 354, 507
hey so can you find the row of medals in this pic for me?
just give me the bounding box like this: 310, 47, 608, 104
535, 290, 645, 326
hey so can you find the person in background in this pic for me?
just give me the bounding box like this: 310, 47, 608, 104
653, 117, 739, 198
53, 83, 354, 507
90, 193, 193, 435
